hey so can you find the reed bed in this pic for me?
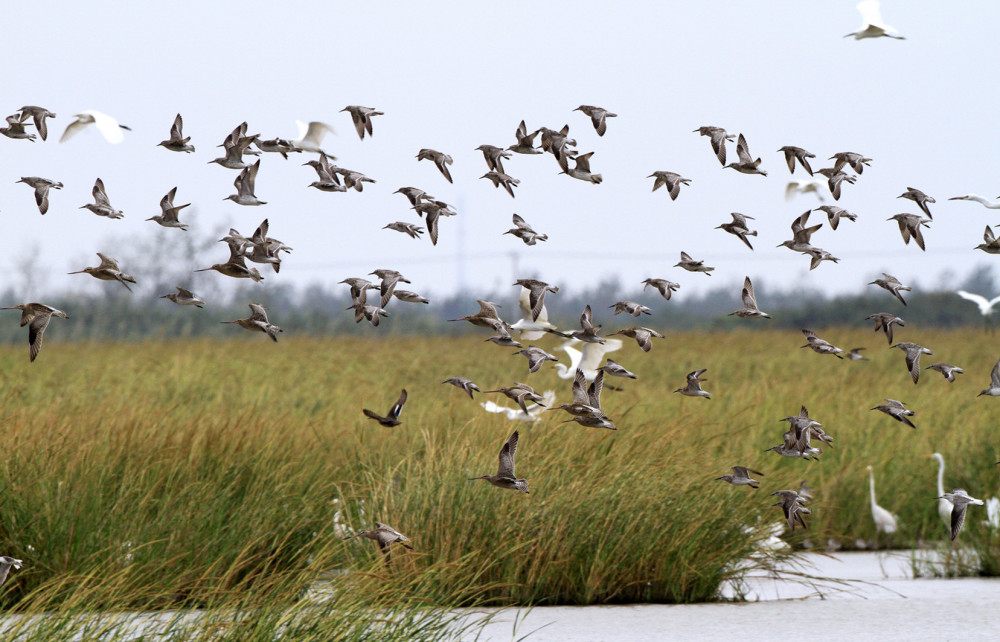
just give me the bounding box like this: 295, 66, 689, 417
0, 328, 995, 629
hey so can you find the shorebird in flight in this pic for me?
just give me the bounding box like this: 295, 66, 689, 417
362, 389, 408, 426
470, 430, 529, 493
2, 303, 68, 362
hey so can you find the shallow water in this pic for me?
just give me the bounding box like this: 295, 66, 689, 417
466, 552, 1000, 641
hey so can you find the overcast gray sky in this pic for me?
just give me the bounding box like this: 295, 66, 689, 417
2, 0, 998, 303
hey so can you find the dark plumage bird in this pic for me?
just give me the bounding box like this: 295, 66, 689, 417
363, 389, 408, 426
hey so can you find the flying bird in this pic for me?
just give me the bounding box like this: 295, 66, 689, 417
778, 146, 815, 175
362, 389, 408, 427
341, 106, 383, 140
469, 430, 529, 493
158, 113, 194, 153
717, 466, 764, 489
648, 171, 691, 200
845, 0, 905, 40
69, 253, 136, 291
60, 110, 131, 144
442, 377, 480, 399
574, 105, 616, 136
938, 489, 985, 540
18, 105, 56, 140
16, 176, 63, 215
80, 178, 124, 219
2, 303, 68, 362
416, 148, 454, 183
221, 303, 282, 342
871, 398, 915, 428
891, 341, 933, 384
160, 287, 204, 308
729, 276, 770, 318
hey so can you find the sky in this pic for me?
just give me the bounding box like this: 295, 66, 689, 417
2, 0, 999, 305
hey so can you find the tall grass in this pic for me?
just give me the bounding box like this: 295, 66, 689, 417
0, 328, 995, 625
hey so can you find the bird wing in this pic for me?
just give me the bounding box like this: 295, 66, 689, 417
579, 338, 620, 374
588, 370, 604, 408
560, 342, 583, 375
956, 290, 991, 312
87, 110, 126, 144
301, 121, 334, 147
580, 305, 594, 330
426, 209, 439, 246
248, 304, 269, 323
92, 178, 110, 206
27, 313, 51, 362
96, 253, 120, 270
59, 115, 91, 143
389, 389, 407, 421
160, 187, 178, 213
498, 431, 518, 477
991, 359, 1000, 388
742, 276, 757, 309
951, 502, 968, 540
735, 134, 752, 164
170, 113, 184, 139
571, 368, 589, 403
709, 131, 727, 165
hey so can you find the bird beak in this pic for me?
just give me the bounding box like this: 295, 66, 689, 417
67, 270, 86, 274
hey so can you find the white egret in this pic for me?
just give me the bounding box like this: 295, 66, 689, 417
59, 110, 131, 144
865, 465, 899, 537
553, 338, 623, 381
293, 120, 335, 154
949, 194, 1000, 209
956, 290, 1000, 334
925, 453, 953, 531
956, 290, 1000, 316
509, 287, 557, 341
784, 179, 826, 202
984, 497, 999, 530
845, 1, 904, 40
480, 390, 555, 422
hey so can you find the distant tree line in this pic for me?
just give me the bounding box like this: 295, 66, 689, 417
0, 263, 995, 344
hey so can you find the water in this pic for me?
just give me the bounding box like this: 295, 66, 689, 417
465, 552, 1000, 641
3, 552, 997, 640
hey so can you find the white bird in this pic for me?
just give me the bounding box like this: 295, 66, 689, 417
925, 453, 953, 532
553, 338, 623, 381
785, 179, 826, 202
293, 121, 335, 154
957, 290, 1000, 334
60, 110, 131, 144
480, 390, 555, 422
865, 465, 899, 536
956, 290, 1000, 316
509, 287, 557, 341
985, 497, 1000, 530
845, 0, 905, 40
949, 194, 1000, 209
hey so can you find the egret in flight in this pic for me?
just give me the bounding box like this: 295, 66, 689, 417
956, 290, 1000, 334
845, 1, 905, 40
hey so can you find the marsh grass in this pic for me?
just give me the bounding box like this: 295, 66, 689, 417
0, 328, 996, 630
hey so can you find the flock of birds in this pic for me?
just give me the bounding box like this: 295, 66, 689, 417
0, 0, 997, 570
